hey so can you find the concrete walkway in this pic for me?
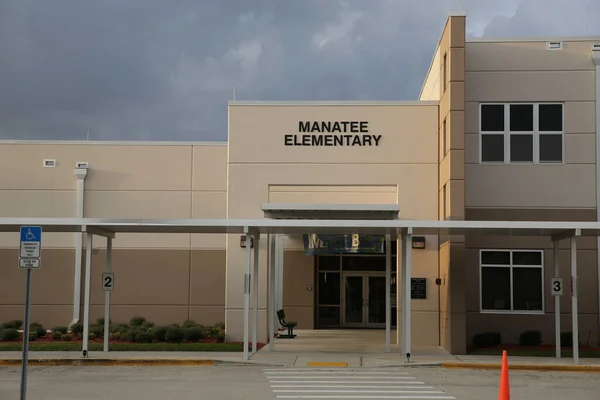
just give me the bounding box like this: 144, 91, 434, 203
1, 329, 599, 372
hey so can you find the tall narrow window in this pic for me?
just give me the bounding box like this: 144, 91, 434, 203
442, 118, 447, 156
442, 53, 448, 92
442, 184, 447, 220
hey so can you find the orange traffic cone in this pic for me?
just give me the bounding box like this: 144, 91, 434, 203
498, 350, 510, 400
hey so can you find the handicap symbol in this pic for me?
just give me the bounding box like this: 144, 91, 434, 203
25, 229, 36, 240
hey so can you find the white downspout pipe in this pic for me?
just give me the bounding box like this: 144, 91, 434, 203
70, 164, 88, 328
592, 48, 600, 343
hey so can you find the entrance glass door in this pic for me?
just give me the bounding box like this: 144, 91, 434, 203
342, 273, 388, 328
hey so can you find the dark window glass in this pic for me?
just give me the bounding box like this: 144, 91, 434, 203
539, 104, 563, 131
481, 104, 505, 131
342, 256, 388, 272
481, 267, 511, 310
512, 251, 542, 266
318, 256, 340, 271
317, 306, 340, 326
510, 104, 534, 131
513, 267, 543, 311
481, 134, 504, 162
318, 272, 340, 305
481, 251, 511, 265
510, 134, 533, 162
384, 240, 398, 256
539, 134, 562, 162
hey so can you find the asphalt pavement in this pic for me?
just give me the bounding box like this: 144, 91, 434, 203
1, 365, 600, 400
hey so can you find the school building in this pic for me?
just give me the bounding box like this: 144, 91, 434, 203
1, 13, 600, 355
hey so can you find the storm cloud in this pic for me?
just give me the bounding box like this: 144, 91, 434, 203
0, 0, 598, 141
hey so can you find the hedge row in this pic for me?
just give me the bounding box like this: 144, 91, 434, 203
472, 330, 575, 348
0, 317, 226, 344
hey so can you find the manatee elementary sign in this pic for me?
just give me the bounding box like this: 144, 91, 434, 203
284, 121, 382, 147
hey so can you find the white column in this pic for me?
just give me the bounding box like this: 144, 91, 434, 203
103, 237, 112, 353
269, 234, 277, 351
396, 235, 401, 347
252, 235, 260, 354
243, 232, 252, 361
82, 233, 93, 355
592, 49, 600, 349
385, 234, 391, 353
553, 240, 561, 358
571, 234, 579, 365
402, 230, 413, 358
277, 235, 284, 311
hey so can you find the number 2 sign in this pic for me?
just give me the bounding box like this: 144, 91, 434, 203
102, 273, 114, 292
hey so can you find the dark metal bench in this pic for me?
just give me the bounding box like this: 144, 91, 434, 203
276, 309, 297, 339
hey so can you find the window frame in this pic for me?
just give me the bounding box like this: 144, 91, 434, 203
479, 249, 545, 315
479, 102, 565, 165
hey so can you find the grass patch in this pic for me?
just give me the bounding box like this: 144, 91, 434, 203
469, 348, 600, 358
0, 342, 243, 352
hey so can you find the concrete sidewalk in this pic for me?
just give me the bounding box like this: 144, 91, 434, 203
1, 350, 599, 372
1, 329, 598, 372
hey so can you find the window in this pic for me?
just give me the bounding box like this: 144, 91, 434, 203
479, 103, 563, 164
442, 118, 447, 156
480, 250, 544, 313
442, 53, 448, 92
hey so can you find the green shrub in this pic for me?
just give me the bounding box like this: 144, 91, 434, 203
61, 334, 73, 341
124, 328, 141, 343
141, 322, 155, 331
216, 333, 225, 343
183, 327, 204, 342
135, 332, 154, 343
165, 326, 184, 343
561, 331, 574, 347
70, 323, 84, 335
51, 331, 62, 341
0, 320, 23, 330
152, 326, 169, 342
0, 329, 20, 341
472, 332, 501, 348
52, 326, 69, 334
109, 332, 122, 341
110, 324, 130, 335
214, 321, 225, 330
519, 330, 542, 346
30, 323, 47, 338
28, 332, 37, 341
182, 320, 198, 329
90, 324, 104, 338
130, 317, 146, 327
88, 333, 97, 341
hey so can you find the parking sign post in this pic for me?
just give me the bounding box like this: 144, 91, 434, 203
19, 225, 42, 400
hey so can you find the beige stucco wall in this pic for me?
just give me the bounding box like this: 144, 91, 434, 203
0, 142, 228, 329
226, 102, 441, 344
464, 40, 597, 210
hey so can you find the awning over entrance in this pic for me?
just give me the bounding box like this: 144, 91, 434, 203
261, 203, 400, 220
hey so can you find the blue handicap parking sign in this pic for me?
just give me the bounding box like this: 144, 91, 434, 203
20, 226, 42, 243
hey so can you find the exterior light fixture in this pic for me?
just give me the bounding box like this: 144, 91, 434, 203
240, 235, 254, 248
412, 236, 426, 249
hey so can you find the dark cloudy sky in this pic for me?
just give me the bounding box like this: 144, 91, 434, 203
0, 0, 598, 141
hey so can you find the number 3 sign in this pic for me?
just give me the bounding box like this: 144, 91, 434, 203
102, 273, 114, 292
551, 277, 563, 296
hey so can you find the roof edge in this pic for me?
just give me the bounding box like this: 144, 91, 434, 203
0, 140, 228, 146
228, 100, 438, 106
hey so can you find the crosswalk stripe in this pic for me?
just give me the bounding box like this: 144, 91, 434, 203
271, 386, 434, 389
268, 381, 426, 384
275, 396, 456, 399
266, 371, 410, 375
264, 368, 457, 400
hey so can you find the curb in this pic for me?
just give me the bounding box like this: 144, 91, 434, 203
0, 359, 216, 367
440, 362, 600, 373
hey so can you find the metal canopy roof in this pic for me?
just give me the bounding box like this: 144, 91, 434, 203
261, 203, 400, 220
0, 218, 598, 239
